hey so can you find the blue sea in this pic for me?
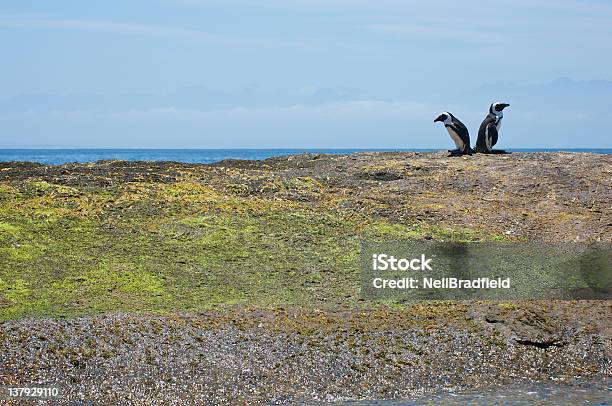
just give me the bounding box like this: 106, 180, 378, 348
0, 148, 610, 165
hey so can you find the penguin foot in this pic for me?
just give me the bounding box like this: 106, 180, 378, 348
474, 148, 509, 154
447, 149, 465, 157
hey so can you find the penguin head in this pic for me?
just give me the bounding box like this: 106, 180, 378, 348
434, 112, 452, 124
490, 102, 510, 115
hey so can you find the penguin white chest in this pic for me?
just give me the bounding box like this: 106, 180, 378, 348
446, 127, 464, 150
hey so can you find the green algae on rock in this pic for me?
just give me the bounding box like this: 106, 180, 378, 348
0, 152, 610, 320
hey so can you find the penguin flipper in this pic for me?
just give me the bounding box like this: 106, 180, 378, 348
491, 125, 499, 147
485, 123, 498, 152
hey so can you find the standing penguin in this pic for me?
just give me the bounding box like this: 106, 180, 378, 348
434, 112, 473, 156
475, 102, 510, 153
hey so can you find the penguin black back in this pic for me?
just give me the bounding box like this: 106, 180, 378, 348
475, 102, 509, 154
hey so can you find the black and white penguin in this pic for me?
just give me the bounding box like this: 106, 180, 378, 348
475, 102, 510, 154
434, 112, 473, 156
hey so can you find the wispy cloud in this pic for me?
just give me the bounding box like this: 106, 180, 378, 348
3, 97, 607, 148
0, 15, 300, 48
0, 100, 436, 121
3, 78, 610, 148
0, 17, 217, 41
169, 0, 612, 15
0, 100, 439, 148
365, 24, 498, 44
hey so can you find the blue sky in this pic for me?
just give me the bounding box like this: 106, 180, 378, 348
1, 0, 611, 148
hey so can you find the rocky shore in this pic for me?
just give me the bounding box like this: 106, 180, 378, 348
1, 302, 610, 404
0, 152, 610, 404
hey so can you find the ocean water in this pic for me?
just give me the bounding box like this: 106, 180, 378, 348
334, 379, 610, 406
0, 148, 610, 165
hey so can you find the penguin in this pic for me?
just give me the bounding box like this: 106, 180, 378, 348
475, 102, 510, 154
434, 112, 473, 156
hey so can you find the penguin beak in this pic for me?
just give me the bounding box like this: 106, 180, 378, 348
434, 115, 444, 123
500, 103, 510, 110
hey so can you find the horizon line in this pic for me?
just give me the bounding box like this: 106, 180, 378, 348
0, 147, 611, 151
